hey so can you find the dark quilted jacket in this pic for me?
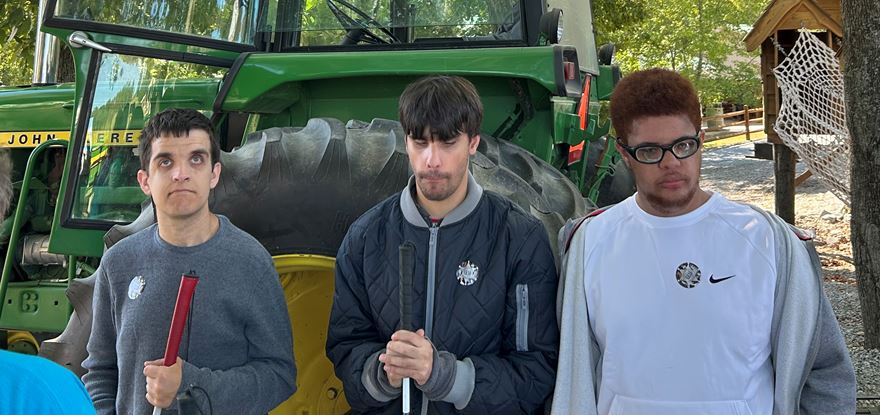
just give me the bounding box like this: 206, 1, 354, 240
326, 178, 559, 414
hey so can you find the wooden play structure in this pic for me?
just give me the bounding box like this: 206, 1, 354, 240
744, 0, 843, 224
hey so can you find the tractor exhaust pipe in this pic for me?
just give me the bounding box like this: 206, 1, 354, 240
32, 0, 60, 85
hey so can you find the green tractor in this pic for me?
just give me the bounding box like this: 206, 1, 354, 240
0, 0, 633, 412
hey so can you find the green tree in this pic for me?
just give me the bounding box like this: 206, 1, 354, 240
598, 0, 766, 107
0, 1, 38, 86
591, 0, 649, 46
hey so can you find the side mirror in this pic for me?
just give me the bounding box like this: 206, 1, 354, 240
598, 43, 616, 65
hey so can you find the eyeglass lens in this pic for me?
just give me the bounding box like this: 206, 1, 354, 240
635, 138, 699, 163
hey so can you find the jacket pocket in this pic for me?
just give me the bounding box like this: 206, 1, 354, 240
608, 394, 754, 415
516, 284, 529, 352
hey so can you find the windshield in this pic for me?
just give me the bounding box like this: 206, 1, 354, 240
52, 0, 524, 47
293, 0, 522, 46
55, 0, 266, 44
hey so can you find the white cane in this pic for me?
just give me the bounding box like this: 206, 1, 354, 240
399, 243, 415, 414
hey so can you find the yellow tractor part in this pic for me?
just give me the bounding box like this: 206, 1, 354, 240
270, 254, 350, 415
6, 330, 39, 355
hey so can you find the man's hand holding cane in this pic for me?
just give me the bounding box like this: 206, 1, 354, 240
144, 357, 184, 408
380, 329, 434, 386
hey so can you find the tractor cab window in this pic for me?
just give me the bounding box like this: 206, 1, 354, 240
290, 0, 523, 47
51, 0, 524, 49
65, 54, 224, 226
54, 0, 268, 45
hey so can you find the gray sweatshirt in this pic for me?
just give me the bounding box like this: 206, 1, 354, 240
83, 215, 296, 414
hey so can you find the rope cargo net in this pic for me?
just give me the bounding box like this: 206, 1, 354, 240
773, 29, 850, 205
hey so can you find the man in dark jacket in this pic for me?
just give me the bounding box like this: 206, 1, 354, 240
326, 75, 559, 414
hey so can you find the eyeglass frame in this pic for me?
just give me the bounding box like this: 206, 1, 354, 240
615, 133, 702, 165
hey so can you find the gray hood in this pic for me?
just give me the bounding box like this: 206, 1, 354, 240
399, 172, 483, 228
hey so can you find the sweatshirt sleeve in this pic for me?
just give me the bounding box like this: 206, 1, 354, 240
81, 266, 119, 414
179, 255, 297, 413
766, 209, 856, 415
550, 220, 600, 415
798, 241, 856, 415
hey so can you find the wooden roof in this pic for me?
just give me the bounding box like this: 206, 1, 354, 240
745, 0, 842, 51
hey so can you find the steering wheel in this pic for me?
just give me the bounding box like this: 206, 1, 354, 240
326, 0, 400, 45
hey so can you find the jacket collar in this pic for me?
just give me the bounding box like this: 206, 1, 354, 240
399, 172, 483, 228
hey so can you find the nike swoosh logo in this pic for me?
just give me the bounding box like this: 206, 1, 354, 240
709, 274, 735, 284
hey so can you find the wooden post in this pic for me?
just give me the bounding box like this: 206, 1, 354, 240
774, 143, 796, 224
844, 0, 880, 349
744, 105, 751, 140
794, 170, 813, 187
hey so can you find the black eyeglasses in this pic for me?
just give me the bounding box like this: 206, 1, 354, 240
617, 134, 701, 164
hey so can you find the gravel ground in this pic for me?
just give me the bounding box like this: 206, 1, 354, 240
701, 142, 880, 406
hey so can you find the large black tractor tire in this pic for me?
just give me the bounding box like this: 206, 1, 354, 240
212, 118, 587, 254
596, 158, 636, 208
579, 136, 636, 209
582, 137, 608, 190
38, 272, 97, 377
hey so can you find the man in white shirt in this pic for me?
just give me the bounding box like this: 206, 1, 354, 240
551, 68, 855, 415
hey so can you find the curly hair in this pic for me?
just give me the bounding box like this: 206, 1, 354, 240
610, 68, 702, 144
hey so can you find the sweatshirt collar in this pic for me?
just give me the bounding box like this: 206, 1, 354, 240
399, 172, 483, 228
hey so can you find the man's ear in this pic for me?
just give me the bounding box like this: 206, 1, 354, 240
468, 134, 480, 155
210, 162, 222, 189
137, 169, 151, 195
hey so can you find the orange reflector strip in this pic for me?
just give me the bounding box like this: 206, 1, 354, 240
568, 140, 585, 165
578, 77, 591, 131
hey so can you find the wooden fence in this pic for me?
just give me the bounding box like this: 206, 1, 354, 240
703, 106, 764, 141
703, 106, 814, 187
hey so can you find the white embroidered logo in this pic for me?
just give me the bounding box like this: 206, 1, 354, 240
128, 276, 145, 300
456, 261, 479, 286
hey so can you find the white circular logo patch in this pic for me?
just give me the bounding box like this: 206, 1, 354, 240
675, 262, 701, 288
128, 276, 145, 299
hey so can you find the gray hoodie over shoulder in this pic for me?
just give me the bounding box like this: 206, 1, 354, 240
551, 204, 855, 415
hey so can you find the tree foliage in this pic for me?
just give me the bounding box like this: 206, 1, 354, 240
0, 1, 38, 86
57, 0, 246, 42
593, 0, 766, 108
3, 0, 767, 107
591, 0, 649, 47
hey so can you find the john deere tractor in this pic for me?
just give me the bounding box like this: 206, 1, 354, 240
0, 0, 631, 412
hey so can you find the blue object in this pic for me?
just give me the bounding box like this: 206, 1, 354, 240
0, 349, 96, 414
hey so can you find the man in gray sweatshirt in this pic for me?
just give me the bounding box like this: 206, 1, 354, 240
552, 69, 855, 415
83, 108, 297, 414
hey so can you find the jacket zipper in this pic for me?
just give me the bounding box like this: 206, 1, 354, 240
516, 284, 529, 352
421, 223, 439, 415
425, 223, 439, 338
